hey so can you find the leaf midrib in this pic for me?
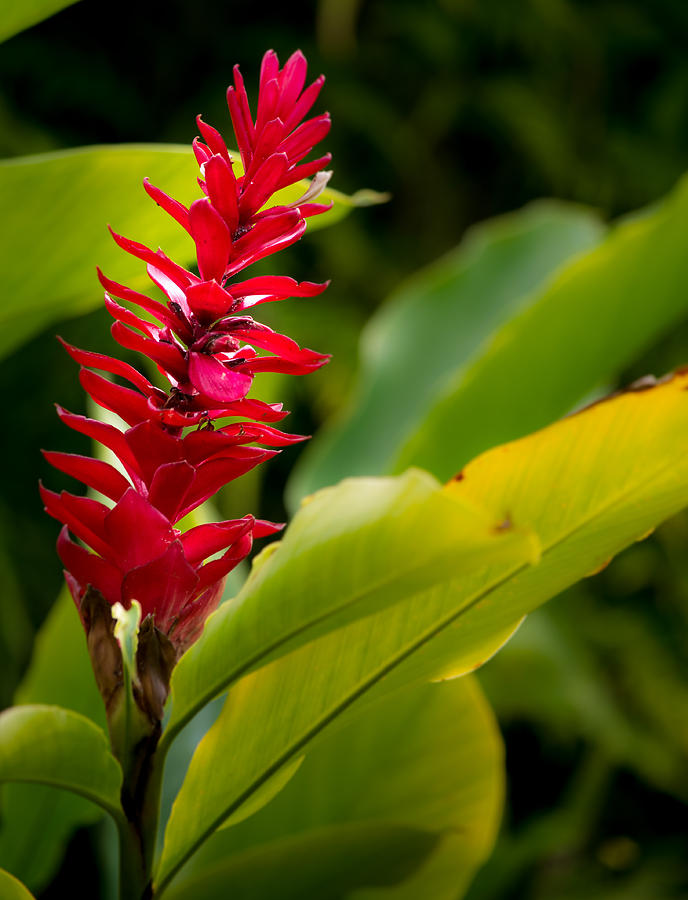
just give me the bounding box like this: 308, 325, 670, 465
157, 448, 688, 891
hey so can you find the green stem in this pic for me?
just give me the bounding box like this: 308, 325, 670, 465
116, 734, 165, 900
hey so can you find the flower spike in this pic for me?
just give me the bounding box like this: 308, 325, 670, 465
43, 50, 331, 686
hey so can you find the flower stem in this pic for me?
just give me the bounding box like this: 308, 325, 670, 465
116, 733, 165, 899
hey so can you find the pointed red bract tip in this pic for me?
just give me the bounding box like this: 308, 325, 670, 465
43, 50, 332, 657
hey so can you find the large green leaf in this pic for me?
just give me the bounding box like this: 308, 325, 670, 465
0, 145, 356, 360
163, 469, 530, 747
0, 0, 81, 43
290, 174, 688, 502
0, 869, 35, 900
0, 589, 106, 891
163, 676, 502, 900
0, 705, 122, 820
288, 200, 604, 505
156, 370, 688, 888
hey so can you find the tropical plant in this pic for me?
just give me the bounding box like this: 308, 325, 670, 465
2, 8, 688, 900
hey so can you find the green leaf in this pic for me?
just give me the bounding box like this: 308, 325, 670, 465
163, 676, 502, 900
14, 588, 104, 721
0, 705, 122, 821
156, 370, 688, 887
287, 200, 605, 504
0, 869, 35, 900
0, 589, 106, 891
290, 174, 688, 500
165, 824, 437, 900
163, 468, 531, 746
0, 145, 355, 360
0, 0, 81, 43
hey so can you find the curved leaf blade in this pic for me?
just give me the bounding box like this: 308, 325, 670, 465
157, 370, 688, 886
164, 823, 437, 900
162, 676, 501, 900
0, 0, 81, 43
287, 200, 605, 504
0, 869, 35, 900
164, 469, 531, 745
0, 590, 107, 890
290, 174, 688, 501
395, 176, 688, 479
0, 705, 123, 822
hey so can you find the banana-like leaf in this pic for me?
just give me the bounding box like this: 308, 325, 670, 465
0, 590, 106, 890
163, 469, 531, 746
0, 145, 356, 360
0, 0, 81, 43
156, 370, 688, 887
0, 705, 122, 821
288, 200, 604, 505
162, 676, 502, 900
0, 869, 35, 900
290, 173, 688, 502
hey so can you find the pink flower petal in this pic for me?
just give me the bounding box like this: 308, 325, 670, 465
188, 351, 253, 402
204, 155, 239, 234
148, 461, 195, 523
188, 199, 233, 282
103, 488, 174, 571
42, 451, 131, 503
79, 370, 151, 427
122, 541, 198, 628
181, 516, 254, 565
55, 407, 143, 488
143, 178, 191, 233
185, 280, 235, 323
196, 116, 231, 163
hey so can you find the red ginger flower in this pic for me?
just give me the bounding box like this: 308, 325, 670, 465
42, 49, 330, 659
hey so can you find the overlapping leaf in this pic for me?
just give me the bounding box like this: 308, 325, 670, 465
290, 174, 688, 502
0, 590, 106, 890
163, 469, 530, 747
0, 705, 122, 819
162, 677, 502, 900
288, 200, 604, 504
156, 370, 688, 887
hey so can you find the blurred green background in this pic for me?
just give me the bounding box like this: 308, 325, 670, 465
2, 0, 688, 897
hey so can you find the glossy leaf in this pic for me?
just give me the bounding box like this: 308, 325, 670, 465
163, 677, 502, 900
157, 370, 688, 887
163, 468, 531, 746
0, 705, 122, 820
0, 0, 81, 43
0, 869, 35, 900
0, 145, 358, 360
0, 589, 105, 891
290, 174, 688, 501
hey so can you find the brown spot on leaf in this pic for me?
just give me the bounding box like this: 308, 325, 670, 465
452, 471, 465, 482
494, 516, 513, 533
568, 371, 678, 417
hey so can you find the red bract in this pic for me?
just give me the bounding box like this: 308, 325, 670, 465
42, 49, 331, 658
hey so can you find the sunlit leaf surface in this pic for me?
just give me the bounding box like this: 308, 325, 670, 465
157, 370, 688, 887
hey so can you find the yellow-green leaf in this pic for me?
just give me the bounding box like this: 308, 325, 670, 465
157, 370, 688, 887
0, 705, 123, 822
164, 469, 531, 747
0, 869, 35, 900
161, 677, 502, 900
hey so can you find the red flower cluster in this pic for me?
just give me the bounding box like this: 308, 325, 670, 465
42, 50, 331, 656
